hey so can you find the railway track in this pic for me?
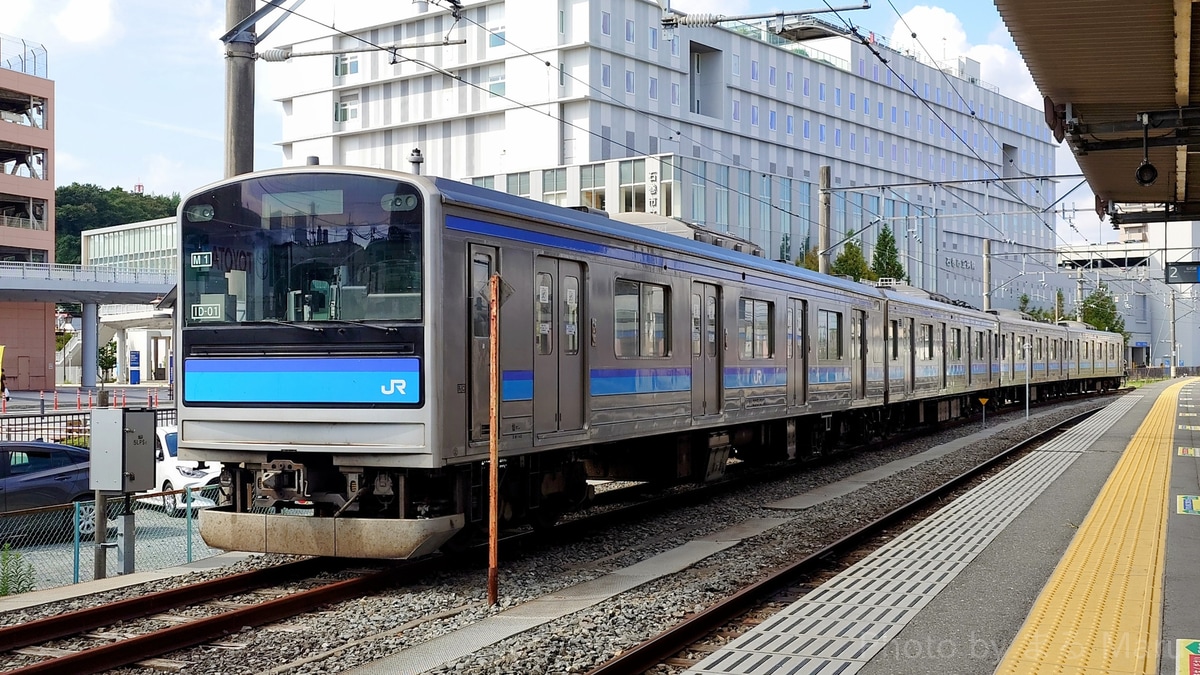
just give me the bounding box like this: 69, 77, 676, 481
584, 407, 1101, 674
0, 393, 1119, 674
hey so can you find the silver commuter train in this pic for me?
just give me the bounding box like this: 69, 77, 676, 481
175, 166, 1124, 558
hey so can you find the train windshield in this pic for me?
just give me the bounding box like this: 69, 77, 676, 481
179, 173, 423, 327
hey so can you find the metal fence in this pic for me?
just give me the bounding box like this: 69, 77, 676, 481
0, 486, 223, 594
0, 408, 177, 444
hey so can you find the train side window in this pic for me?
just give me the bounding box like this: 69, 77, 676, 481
975, 331, 984, 359
1036, 337, 1043, 360
890, 319, 899, 359
921, 324, 933, 360
817, 309, 842, 360
615, 279, 670, 358
692, 294, 702, 357
950, 328, 961, 359
564, 276, 579, 355
536, 272, 554, 355
786, 306, 793, 359
739, 298, 774, 359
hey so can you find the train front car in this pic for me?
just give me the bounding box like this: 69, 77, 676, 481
176, 168, 462, 558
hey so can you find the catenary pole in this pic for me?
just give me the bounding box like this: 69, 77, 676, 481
225, 0, 255, 178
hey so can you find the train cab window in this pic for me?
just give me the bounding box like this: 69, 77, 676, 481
615, 279, 669, 357
920, 324, 934, 360
890, 320, 899, 359
949, 328, 961, 359
564, 276, 580, 355
739, 298, 774, 359
817, 309, 842, 360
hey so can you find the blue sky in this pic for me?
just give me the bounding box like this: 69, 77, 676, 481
4, 0, 1099, 244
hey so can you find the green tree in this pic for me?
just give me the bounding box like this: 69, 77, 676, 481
798, 242, 820, 271
869, 225, 905, 281
830, 231, 876, 282
98, 340, 117, 383
1079, 283, 1130, 340
55, 184, 179, 263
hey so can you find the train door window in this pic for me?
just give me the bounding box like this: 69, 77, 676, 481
786, 306, 794, 359
535, 272, 554, 355
890, 319, 899, 358
706, 295, 718, 357
817, 309, 842, 360
1002, 334, 1008, 360
1035, 337, 1043, 360
739, 298, 774, 358
564, 276, 579, 355
692, 293, 703, 357
975, 331, 984, 359
471, 255, 493, 337
950, 328, 961, 359
615, 279, 669, 357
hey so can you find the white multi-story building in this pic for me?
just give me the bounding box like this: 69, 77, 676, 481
273, 0, 1060, 310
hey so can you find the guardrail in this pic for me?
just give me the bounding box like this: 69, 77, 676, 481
0, 261, 174, 285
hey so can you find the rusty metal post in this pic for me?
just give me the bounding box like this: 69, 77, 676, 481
488, 274, 501, 606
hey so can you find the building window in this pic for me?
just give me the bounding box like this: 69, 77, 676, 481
615, 279, 669, 357
619, 159, 646, 212
488, 65, 506, 96
542, 168, 566, 206
334, 94, 359, 122
601, 11, 611, 35
625, 19, 635, 42
891, 106, 897, 123
649, 77, 659, 100
787, 71, 794, 91
849, 92, 855, 110
835, 87, 841, 106
506, 172, 530, 197
758, 174, 771, 235
786, 114, 794, 135
803, 77, 810, 96
649, 27, 659, 49
819, 82, 826, 101
834, 128, 841, 147
803, 119, 810, 139
737, 169, 750, 231
819, 124, 826, 143
625, 70, 635, 94
471, 176, 495, 189
732, 54, 740, 76
751, 105, 759, 126
334, 54, 358, 76
671, 82, 679, 106
601, 64, 611, 88
691, 160, 706, 222
751, 60, 759, 80
732, 99, 740, 121
769, 65, 776, 86
768, 110, 776, 131
580, 164, 606, 210
739, 298, 774, 359
817, 309, 842, 360
489, 28, 506, 47
671, 35, 679, 56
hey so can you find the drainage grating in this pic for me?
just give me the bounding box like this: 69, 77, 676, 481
684, 395, 1142, 675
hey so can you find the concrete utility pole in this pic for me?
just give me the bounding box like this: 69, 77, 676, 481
818, 165, 831, 274
225, 0, 256, 178
982, 238, 991, 311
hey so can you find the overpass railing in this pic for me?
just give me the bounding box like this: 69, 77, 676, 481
0, 261, 173, 285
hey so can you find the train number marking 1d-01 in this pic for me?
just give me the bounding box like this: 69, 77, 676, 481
381, 379, 408, 396
191, 303, 223, 320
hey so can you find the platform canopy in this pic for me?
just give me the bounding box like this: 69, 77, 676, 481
995, 0, 1200, 224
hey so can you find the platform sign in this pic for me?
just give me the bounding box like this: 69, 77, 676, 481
979, 398, 989, 405
1166, 262, 1200, 284
1179, 426, 1200, 431
1178, 496, 1200, 515
1180, 447, 1198, 457
1175, 639, 1200, 675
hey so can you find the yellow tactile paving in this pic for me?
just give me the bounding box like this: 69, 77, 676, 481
994, 380, 1187, 675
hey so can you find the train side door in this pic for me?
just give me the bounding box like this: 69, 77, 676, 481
852, 309, 866, 400
696, 281, 720, 417
787, 298, 808, 407
469, 246, 498, 443
691, 283, 722, 418
534, 257, 586, 437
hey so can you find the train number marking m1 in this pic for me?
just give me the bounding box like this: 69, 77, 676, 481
381, 379, 409, 395
190, 251, 213, 268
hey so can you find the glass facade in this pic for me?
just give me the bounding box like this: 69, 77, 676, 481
83, 219, 177, 272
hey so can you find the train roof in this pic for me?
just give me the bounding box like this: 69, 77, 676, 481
432, 176, 885, 300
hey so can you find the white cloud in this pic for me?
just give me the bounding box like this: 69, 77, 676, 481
3, 0, 37, 36
52, 0, 116, 44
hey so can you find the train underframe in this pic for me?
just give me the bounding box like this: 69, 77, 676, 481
200, 375, 1123, 558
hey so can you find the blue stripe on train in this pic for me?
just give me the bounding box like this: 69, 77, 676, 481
501, 370, 533, 401
590, 367, 691, 396
184, 356, 421, 404
724, 366, 788, 389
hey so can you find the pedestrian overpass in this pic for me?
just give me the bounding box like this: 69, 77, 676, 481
0, 261, 174, 388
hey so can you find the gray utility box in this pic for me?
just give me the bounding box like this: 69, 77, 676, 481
89, 408, 155, 493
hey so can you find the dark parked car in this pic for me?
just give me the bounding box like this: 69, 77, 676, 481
0, 441, 102, 539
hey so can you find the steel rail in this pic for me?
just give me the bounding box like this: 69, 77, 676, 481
0, 556, 332, 652
585, 407, 1104, 674
6, 555, 446, 675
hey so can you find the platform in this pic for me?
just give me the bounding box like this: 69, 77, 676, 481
685, 379, 1200, 675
